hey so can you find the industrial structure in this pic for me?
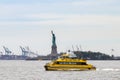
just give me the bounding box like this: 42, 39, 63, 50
20, 46, 38, 57
0, 46, 39, 60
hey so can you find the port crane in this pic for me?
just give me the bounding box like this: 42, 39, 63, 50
3, 46, 12, 55
20, 46, 38, 57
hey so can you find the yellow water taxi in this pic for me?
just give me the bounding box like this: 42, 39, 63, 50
44, 53, 96, 71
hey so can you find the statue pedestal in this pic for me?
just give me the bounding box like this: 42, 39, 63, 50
47, 45, 58, 60
51, 45, 57, 55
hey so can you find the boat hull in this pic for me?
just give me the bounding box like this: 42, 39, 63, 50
44, 64, 96, 71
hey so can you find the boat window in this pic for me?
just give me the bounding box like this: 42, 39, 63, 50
54, 62, 87, 65
59, 62, 76, 65
70, 62, 77, 64
77, 62, 87, 65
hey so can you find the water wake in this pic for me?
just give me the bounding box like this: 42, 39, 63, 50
96, 68, 120, 71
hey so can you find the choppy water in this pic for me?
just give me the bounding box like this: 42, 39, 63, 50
0, 60, 120, 80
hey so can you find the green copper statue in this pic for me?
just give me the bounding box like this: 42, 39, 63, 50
51, 31, 56, 46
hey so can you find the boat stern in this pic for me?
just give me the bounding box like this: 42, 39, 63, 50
91, 66, 96, 70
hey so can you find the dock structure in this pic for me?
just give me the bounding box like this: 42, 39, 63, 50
0, 46, 25, 60
0, 46, 38, 60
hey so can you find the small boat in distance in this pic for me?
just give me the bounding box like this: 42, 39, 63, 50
44, 52, 96, 71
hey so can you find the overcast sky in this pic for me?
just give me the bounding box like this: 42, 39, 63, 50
0, 0, 120, 56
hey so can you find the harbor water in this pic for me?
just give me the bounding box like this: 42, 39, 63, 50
0, 60, 120, 80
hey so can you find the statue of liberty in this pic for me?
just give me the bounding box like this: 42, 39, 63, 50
51, 30, 56, 46
50, 30, 57, 57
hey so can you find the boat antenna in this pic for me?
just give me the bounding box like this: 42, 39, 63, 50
76, 45, 79, 51
72, 45, 74, 51
79, 45, 82, 51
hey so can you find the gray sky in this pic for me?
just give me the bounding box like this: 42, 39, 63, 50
0, 0, 120, 56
